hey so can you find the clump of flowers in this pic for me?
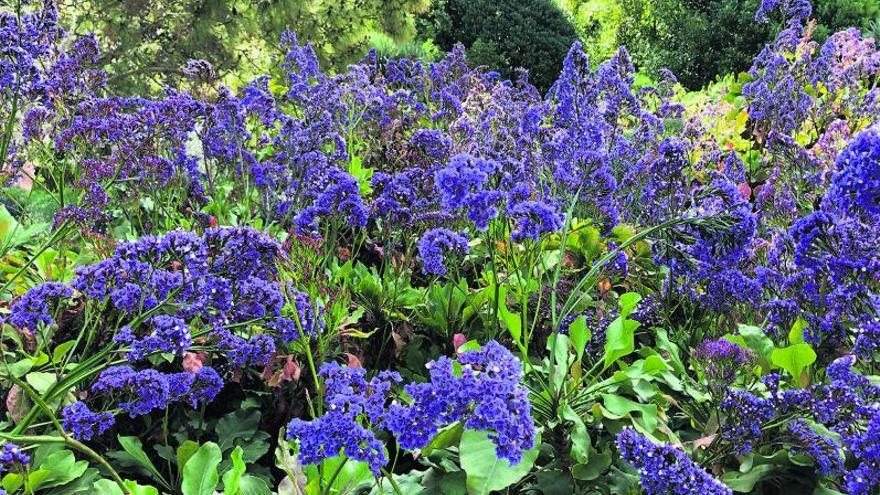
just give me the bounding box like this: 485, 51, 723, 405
417, 228, 469, 276
61, 402, 115, 441
6, 282, 72, 331
692, 338, 754, 396
286, 341, 535, 473
786, 419, 844, 476
616, 428, 731, 495
285, 363, 401, 474
0, 443, 29, 474
384, 341, 535, 463
827, 127, 880, 221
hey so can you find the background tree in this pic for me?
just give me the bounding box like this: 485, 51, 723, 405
616, 0, 880, 89
419, 0, 579, 92
61, 0, 430, 94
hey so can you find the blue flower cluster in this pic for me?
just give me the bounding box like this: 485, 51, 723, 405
0, 443, 29, 470
616, 428, 732, 495
285, 363, 401, 474
285, 341, 535, 474
7, 282, 72, 332
91, 365, 222, 419
385, 341, 535, 463
61, 402, 115, 441
417, 228, 469, 276
692, 338, 754, 396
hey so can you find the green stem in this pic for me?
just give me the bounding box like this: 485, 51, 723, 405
380, 468, 403, 495
321, 458, 349, 495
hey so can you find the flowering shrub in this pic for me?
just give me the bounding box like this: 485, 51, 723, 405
0, 0, 879, 493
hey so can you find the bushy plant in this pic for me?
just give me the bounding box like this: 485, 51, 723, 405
419, 0, 579, 92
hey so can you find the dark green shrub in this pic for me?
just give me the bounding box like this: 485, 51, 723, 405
618, 0, 879, 89
419, 0, 579, 92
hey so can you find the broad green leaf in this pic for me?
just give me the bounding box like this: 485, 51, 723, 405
549, 333, 570, 390
601, 394, 658, 432
114, 436, 167, 486
182, 442, 221, 495
222, 447, 246, 495
496, 288, 522, 344
560, 404, 589, 464
52, 341, 76, 364
459, 429, 540, 495
176, 440, 200, 473
25, 371, 56, 394
789, 317, 808, 344
603, 317, 640, 369
422, 423, 463, 457
568, 315, 590, 362
571, 448, 611, 481
92, 479, 158, 495
618, 292, 642, 316
771, 343, 816, 383
27, 450, 89, 490
238, 476, 272, 495
721, 464, 775, 492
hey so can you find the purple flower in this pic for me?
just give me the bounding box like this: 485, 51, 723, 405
7, 282, 72, 331
126, 315, 192, 362
384, 341, 535, 464
786, 419, 844, 475
827, 127, 880, 220
61, 402, 115, 441
720, 390, 776, 454
0, 443, 29, 472
91, 366, 171, 417
417, 228, 469, 276
171, 366, 224, 408
284, 363, 401, 475
508, 200, 563, 242
217, 330, 275, 368
617, 428, 731, 495
692, 338, 754, 395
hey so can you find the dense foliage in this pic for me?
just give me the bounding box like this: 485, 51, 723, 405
618, 0, 880, 88
418, 0, 579, 92
0, 0, 879, 494
61, 0, 430, 93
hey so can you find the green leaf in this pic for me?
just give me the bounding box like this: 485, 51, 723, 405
114, 436, 167, 486
27, 450, 89, 491
459, 430, 540, 495
422, 423, 463, 457
771, 343, 816, 382
721, 464, 775, 492
181, 442, 221, 495
217, 408, 261, 452
52, 341, 77, 364
549, 333, 570, 390
601, 394, 658, 432
238, 476, 272, 495
222, 447, 246, 495
571, 448, 611, 481
618, 292, 642, 316
92, 479, 158, 495
789, 317, 808, 344
560, 404, 589, 464
496, 288, 522, 344
568, 315, 590, 363
25, 371, 56, 394
603, 317, 640, 369
602, 293, 642, 369
177, 440, 200, 473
